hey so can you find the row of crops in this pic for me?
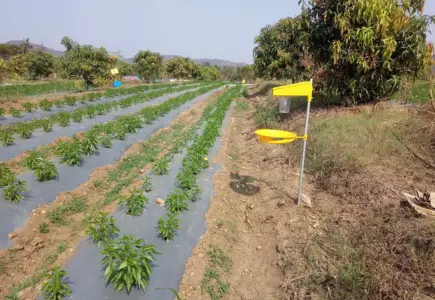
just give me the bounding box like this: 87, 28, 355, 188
0, 81, 78, 100
0, 84, 200, 147
0, 82, 239, 299
0, 84, 222, 203
34, 86, 240, 299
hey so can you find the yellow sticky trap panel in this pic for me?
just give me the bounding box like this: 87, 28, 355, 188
272, 81, 313, 102
255, 129, 305, 144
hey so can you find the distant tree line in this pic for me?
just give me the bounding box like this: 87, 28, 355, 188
0, 37, 255, 86
253, 0, 435, 104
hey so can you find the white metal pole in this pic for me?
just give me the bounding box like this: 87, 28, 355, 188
297, 79, 313, 205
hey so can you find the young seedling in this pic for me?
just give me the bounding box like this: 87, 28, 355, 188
71, 110, 84, 123
64, 96, 77, 106
100, 135, 112, 148
101, 234, 159, 292
58, 112, 71, 127
177, 172, 197, 190
4, 179, 27, 203
0, 163, 15, 187
157, 213, 180, 242
56, 138, 83, 166
9, 108, 23, 118
0, 107, 4, 118
152, 158, 170, 175
86, 106, 96, 119
34, 160, 58, 182
39, 99, 53, 111
86, 212, 120, 246
0, 130, 14, 146
41, 267, 71, 300
39, 223, 49, 234
81, 132, 100, 155
54, 99, 64, 108
22, 102, 36, 113
142, 176, 152, 193
42, 118, 53, 132
165, 189, 189, 213
25, 150, 44, 170
16, 123, 32, 139
118, 188, 148, 216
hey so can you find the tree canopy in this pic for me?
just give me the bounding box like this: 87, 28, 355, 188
165, 57, 199, 79
253, 0, 434, 104
133, 50, 164, 82
27, 50, 55, 79
60, 36, 116, 87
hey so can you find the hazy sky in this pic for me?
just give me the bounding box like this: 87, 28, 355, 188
1, 0, 435, 64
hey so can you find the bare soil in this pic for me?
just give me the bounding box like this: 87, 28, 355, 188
179, 88, 435, 300
0, 90, 222, 299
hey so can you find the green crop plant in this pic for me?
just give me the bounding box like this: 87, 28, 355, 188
54, 99, 64, 108
100, 135, 112, 148
9, 108, 22, 118
152, 158, 170, 175
42, 118, 53, 132
34, 159, 58, 182
39, 223, 49, 234
114, 126, 126, 140
81, 132, 100, 155
0, 130, 14, 146
86, 106, 96, 119
41, 267, 71, 300
56, 138, 83, 166
23, 102, 36, 113
165, 189, 189, 213
86, 212, 120, 246
118, 188, 148, 216
4, 179, 27, 203
16, 123, 32, 139
157, 213, 180, 242
117, 115, 143, 134
0, 107, 4, 118
64, 95, 77, 106
177, 172, 197, 190
39, 99, 53, 111
58, 112, 70, 127
25, 150, 44, 170
142, 176, 152, 193
101, 234, 159, 292
0, 163, 14, 187
190, 183, 203, 202
71, 110, 84, 123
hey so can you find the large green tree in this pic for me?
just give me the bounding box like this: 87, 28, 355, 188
253, 17, 310, 81
60, 37, 116, 87
26, 50, 55, 79
133, 50, 164, 82
165, 57, 200, 79
306, 0, 433, 104
199, 65, 221, 81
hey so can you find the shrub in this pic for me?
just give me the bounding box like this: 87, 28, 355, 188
39, 223, 49, 234
165, 189, 189, 213
4, 179, 27, 203
41, 267, 71, 300
101, 235, 159, 292
34, 160, 58, 181
56, 138, 83, 166
157, 213, 180, 241
86, 212, 119, 246
118, 188, 148, 216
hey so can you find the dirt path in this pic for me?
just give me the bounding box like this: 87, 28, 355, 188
179, 97, 316, 299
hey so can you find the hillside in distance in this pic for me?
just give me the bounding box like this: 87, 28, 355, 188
5, 40, 247, 67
